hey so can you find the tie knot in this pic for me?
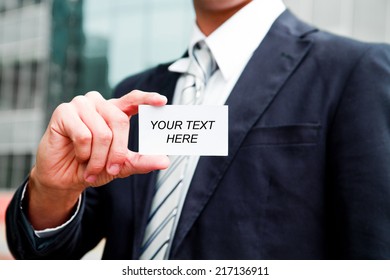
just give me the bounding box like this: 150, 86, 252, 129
180, 41, 217, 105
189, 41, 217, 84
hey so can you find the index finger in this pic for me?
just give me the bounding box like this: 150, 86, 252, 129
109, 90, 167, 116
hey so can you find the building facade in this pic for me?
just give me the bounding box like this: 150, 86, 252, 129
0, 0, 110, 192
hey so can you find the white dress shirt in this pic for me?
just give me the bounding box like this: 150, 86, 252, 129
29, 0, 286, 241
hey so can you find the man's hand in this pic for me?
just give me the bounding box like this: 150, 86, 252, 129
27, 90, 169, 229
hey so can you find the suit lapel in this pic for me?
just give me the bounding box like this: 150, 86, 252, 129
170, 10, 316, 257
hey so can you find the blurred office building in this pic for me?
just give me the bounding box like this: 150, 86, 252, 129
0, 0, 109, 193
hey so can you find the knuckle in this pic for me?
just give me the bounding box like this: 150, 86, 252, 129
75, 150, 90, 162
111, 149, 127, 161
74, 131, 92, 145
71, 95, 87, 105
51, 103, 74, 124
85, 91, 102, 99
85, 90, 102, 97
96, 129, 113, 145
53, 102, 70, 116
129, 89, 141, 95
115, 114, 130, 129
88, 162, 106, 174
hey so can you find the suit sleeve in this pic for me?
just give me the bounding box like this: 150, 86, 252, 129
328, 44, 390, 259
6, 180, 104, 259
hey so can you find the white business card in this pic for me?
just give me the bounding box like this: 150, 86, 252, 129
139, 105, 228, 156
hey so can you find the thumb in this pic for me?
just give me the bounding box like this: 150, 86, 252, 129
110, 90, 167, 116
118, 150, 170, 177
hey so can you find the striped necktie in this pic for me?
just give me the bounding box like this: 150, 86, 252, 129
139, 40, 217, 260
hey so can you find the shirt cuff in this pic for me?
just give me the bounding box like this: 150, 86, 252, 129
20, 182, 82, 238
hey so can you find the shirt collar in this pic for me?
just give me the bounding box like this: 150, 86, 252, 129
169, 0, 286, 81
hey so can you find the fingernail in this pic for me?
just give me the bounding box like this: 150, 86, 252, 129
108, 164, 120, 175
85, 175, 97, 184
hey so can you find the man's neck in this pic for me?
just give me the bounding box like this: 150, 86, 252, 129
194, 0, 252, 36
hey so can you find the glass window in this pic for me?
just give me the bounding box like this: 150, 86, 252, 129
10, 154, 32, 189
0, 155, 10, 190
12, 62, 20, 108
0, 65, 3, 102
30, 60, 38, 98
16, 62, 32, 109
0, 67, 13, 110
0, 154, 33, 190
83, 0, 193, 87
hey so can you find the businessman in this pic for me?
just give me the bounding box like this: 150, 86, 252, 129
6, 0, 390, 259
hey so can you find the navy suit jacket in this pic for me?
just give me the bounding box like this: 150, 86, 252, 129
6, 10, 390, 259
